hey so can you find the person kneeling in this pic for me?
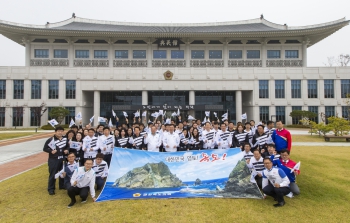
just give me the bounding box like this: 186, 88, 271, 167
67, 159, 96, 208
93, 153, 109, 191
262, 158, 291, 207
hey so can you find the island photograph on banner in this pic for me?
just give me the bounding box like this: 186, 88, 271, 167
97, 148, 263, 202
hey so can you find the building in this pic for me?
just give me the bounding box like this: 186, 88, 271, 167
0, 16, 349, 127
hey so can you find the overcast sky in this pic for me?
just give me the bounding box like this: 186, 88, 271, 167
0, 0, 349, 67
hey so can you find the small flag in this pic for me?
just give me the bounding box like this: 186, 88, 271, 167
213, 112, 217, 118
89, 116, 94, 123
134, 111, 140, 117
98, 117, 105, 123
291, 162, 301, 173
151, 112, 159, 118
69, 118, 75, 128
205, 111, 210, 117
55, 162, 65, 179
222, 117, 228, 121
142, 111, 147, 117
48, 119, 58, 128
112, 110, 116, 118
241, 113, 247, 120
177, 108, 180, 116
187, 115, 195, 120
222, 113, 228, 118
70, 141, 81, 149
108, 118, 113, 127
75, 112, 82, 120
166, 118, 171, 124
48, 137, 56, 150
123, 111, 128, 117
171, 112, 178, 117
202, 116, 207, 124
158, 110, 164, 116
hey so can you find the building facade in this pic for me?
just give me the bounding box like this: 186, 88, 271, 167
0, 16, 349, 127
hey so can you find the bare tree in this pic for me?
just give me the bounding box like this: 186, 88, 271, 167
323, 56, 335, 67
30, 103, 47, 132
337, 54, 350, 66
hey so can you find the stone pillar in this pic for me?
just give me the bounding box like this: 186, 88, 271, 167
235, 90, 242, 122
223, 40, 228, 68
286, 106, 292, 125
302, 39, 310, 67
261, 39, 268, 68
93, 90, 100, 127
147, 41, 152, 68
23, 107, 30, 128
142, 90, 148, 105
23, 38, 31, 67
185, 40, 190, 68
188, 90, 195, 117
108, 39, 114, 68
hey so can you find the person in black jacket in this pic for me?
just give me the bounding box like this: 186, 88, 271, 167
43, 126, 69, 195
232, 124, 249, 151
190, 128, 203, 150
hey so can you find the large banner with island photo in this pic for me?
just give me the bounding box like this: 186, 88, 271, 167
96, 147, 263, 202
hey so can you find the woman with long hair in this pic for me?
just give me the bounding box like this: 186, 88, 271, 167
74, 132, 84, 166
179, 129, 190, 151
232, 123, 248, 151
190, 128, 203, 150
115, 128, 129, 148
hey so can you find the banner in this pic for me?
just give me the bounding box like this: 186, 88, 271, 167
96, 148, 262, 202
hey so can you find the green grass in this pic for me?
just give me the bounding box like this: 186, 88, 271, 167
0, 146, 349, 222
292, 135, 349, 142
0, 132, 40, 140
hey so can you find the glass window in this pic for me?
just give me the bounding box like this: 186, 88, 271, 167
0, 80, 6, 99
324, 80, 334, 98
259, 80, 269, 98
308, 80, 318, 98
12, 107, 23, 126
292, 106, 302, 124
94, 50, 108, 59
35, 49, 49, 58
54, 50, 68, 58
209, 50, 222, 59
133, 50, 146, 59
153, 50, 167, 59
325, 106, 335, 119
267, 50, 280, 59
171, 50, 184, 59
275, 80, 285, 98
291, 80, 301, 98
115, 50, 128, 59
308, 106, 318, 123
13, 80, 24, 99
0, 107, 4, 126
259, 106, 269, 122
149, 91, 189, 106
342, 106, 349, 119
285, 50, 298, 58
31, 80, 41, 99
48, 80, 59, 99
229, 50, 242, 59
276, 106, 286, 124
65, 107, 75, 124
75, 50, 89, 58
66, 80, 76, 99
47, 107, 53, 119
30, 107, 42, 126
191, 50, 205, 59
247, 50, 260, 59
341, 80, 350, 98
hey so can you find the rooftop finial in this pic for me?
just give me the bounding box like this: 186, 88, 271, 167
72, 13, 76, 18
260, 14, 264, 19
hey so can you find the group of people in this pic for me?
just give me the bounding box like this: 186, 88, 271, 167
43, 115, 299, 208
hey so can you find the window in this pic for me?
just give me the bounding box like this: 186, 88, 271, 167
324, 80, 334, 98
341, 80, 350, 98
259, 80, 269, 98
66, 80, 76, 99
291, 80, 301, 98
65, 107, 75, 124
285, 50, 299, 58
308, 106, 318, 123
342, 106, 349, 119
48, 80, 59, 99
94, 50, 108, 59
115, 50, 128, 59
133, 50, 146, 59
153, 50, 167, 59
276, 106, 286, 124
229, 50, 242, 59
191, 50, 205, 59
209, 50, 222, 59
75, 50, 89, 58
13, 80, 24, 99
275, 80, 285, 98
47, 107, 53, 119
292, 106, 302, 124
267, 50, 280, 59
0, 107, 5, 126
30, 107, 41, 126
31, 80, 41, 99
34, 49, 49, 58
325, 106, 335, 118
54, 50, 68, 58
0, 80, 6, 99
308, 80, 318, 98
171, 50, 184, 59
12, 107, 23, 126
259, 106, 269, 122
247, 50, 260, 59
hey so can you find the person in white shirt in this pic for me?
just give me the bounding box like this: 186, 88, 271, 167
93, 153, 109, 191
144, 126, 161, 152
202, 122, 215, 149
246, 149, 264, 188
162, 124, 180, 152
98, 127, 115, 166
215, 123, 232, 149
82, 129, 99, 160
67, 159, 96, 208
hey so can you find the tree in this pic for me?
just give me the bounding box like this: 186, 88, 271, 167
48, 107, 69, 125
327, 116, 350, 136
10, 106, 24, 129
324, 54, 350, 67
309, 121, 332, 136
289, 110, 318, 124
30, 103, 47, 131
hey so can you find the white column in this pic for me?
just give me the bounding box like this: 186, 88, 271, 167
142, 91, 148, 105
59, 80, 65, 101
5, 107, 12, 128
23, 107, 30, 128
66, 38, 74, 67
223, 41, 228, 68
286, 106, 292, 125
93, 90, 100, 127
109, 40, 114, 68
302, 80, 308, 100
24, 41, 31, 66
189, 91, 195, 105
261, 40, 267, 68
235, 90, 242, 122
147, 42, 152, 68
302, 39, 309, 67
185, 41, 190, 68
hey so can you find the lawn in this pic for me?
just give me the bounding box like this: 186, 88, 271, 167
0, 132, 40, 140
292, 135, 349, 142
0, 146, 349, 222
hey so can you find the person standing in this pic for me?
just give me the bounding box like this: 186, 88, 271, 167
92, 153, 109, 191
98, 127, 115, 166
144, 126, 162, 152
271, 120, 292, 153
61, 153, 79, 190
82, 129, 99, 160
162, 124, 180, 152
43, 126, 69, 195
